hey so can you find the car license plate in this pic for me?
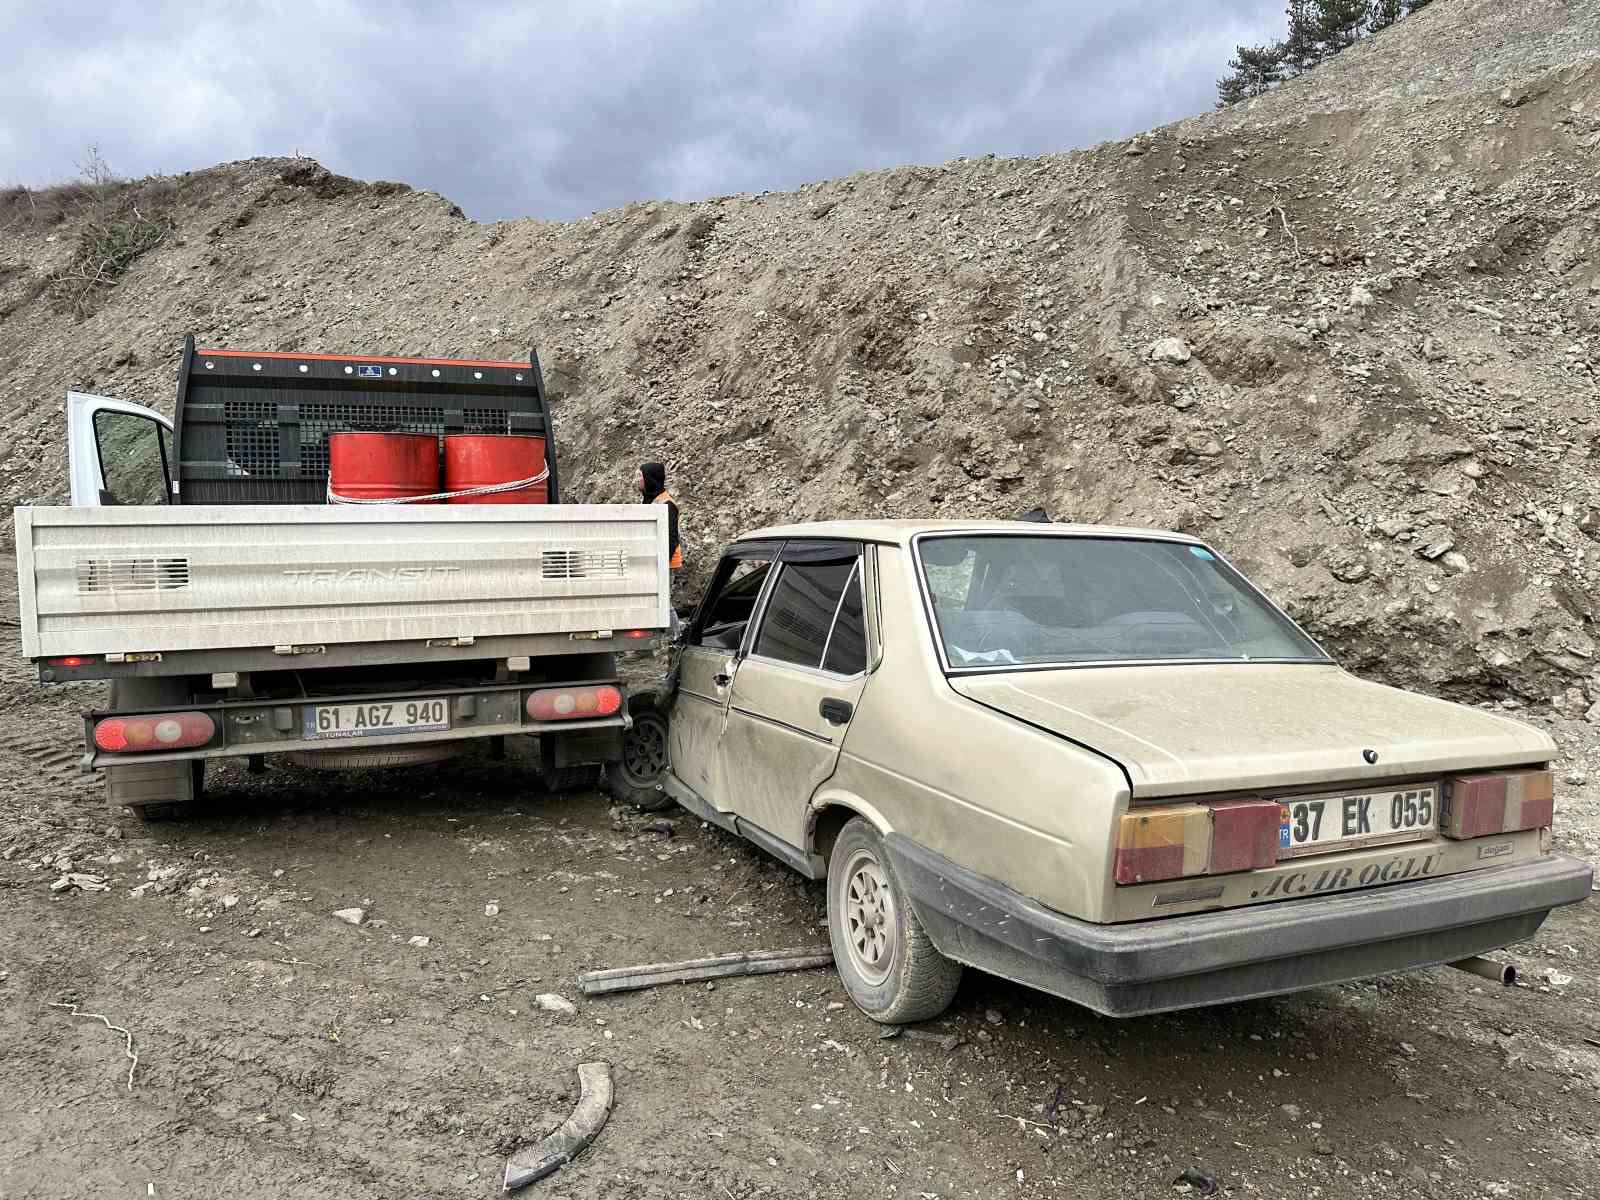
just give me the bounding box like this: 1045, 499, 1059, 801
303, 699, 451, 741
1276, 783, 1439, 858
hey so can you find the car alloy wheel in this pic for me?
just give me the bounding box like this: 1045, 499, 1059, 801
842, 847, 897, 985
619, 710, 668, 788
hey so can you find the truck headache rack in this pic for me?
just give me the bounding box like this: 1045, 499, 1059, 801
173, 336, 558, 504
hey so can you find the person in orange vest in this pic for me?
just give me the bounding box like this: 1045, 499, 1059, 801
638, 462, 681, 571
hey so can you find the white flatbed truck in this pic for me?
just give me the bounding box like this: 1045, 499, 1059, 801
12, 340, 671, 818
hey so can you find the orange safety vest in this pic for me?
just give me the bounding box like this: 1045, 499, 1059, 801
654, 490, 682, 569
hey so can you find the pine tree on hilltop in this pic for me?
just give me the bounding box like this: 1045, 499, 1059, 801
1216, 42, 1288, 107
1315, 0, 1371, 55
1368, 0, 1404, 32
1283, 0, 1323, 74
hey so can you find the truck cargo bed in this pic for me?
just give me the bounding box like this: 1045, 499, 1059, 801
15, 504, 668, 660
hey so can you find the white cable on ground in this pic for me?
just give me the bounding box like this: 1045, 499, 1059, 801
326, 464, 550, 505
49, 1001, 138, 1091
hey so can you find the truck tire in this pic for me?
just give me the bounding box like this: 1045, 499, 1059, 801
104, 679, 206, 822
289, 742, 466, 771
539, 739, 601, 795
604, 691, 674, 812
826, 818, 962, 1025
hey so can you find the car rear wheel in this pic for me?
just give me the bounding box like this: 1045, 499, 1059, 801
826, 817, 962, 1024
604, 691, 674, 811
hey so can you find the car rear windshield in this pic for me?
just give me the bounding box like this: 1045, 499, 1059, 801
917, 534, 1326, 669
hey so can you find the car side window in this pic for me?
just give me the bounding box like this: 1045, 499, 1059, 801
753, 559, 858, 671
692, 558, 774, 650
821, 564, 866, 675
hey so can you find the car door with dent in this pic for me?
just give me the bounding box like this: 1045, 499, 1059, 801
667, 542, 782, 805
715, 540, 870, 854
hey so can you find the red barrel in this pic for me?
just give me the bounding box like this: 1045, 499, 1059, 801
327, 432, 440, 502
442, 434, 549, 504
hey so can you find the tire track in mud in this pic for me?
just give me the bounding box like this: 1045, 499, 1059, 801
0, 727, 97, 794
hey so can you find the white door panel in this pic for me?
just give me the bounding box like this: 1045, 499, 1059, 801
67, 391, 174, 507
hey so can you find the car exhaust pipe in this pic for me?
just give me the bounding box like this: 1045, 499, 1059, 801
1447, 956, 1517, 986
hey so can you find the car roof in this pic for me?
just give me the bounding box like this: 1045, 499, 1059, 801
736, 519, 1205, 547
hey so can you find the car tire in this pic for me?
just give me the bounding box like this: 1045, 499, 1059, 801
604, 691, 674, 812
104, 679, 207, 822
826, 817, 962, 1024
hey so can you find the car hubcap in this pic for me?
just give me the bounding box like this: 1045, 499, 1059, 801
620, 715, 667, 785
842, 850, 896, 985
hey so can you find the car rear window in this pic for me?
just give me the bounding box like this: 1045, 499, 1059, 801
918, 534, 1325, 668
754, 560, 864, 673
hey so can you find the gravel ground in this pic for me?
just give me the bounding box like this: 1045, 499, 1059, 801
1, 586, 1597, 1199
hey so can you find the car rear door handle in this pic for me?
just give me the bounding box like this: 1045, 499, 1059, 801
819, 698, 854, 725
713, 673, 732, 687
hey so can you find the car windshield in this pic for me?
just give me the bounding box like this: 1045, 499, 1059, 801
918, 534, 1326, 669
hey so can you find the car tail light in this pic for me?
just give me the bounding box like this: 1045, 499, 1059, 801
526, 685, 623, 721
1114, 798, 1280, 885
1442, 769, 1554, 839
47, 656, 99, 668
94, 712, 215, 753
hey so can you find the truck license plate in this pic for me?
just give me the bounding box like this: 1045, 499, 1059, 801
303, 699, 451, 740
1276, 783, 1439, 859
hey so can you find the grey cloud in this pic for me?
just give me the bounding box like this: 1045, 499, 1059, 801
1, 1, 1283, 220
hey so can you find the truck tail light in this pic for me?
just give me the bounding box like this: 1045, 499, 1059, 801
94, 712, 216, 753
1114, 798, 1280, 885
48, 656, 99, 668
620, 629, 652, 640
1442, 769, 1554, 839
526, 685, 623, 721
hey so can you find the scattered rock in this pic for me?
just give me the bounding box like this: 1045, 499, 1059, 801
1148, 337, 1192, 365
332, 907, 366, 926
534, 993, 577, 1016
484, 902, 500, 917
50, 872, 109, 893
407, 935, 431, 948
1350, 283, 1376, 308
1415, 526, 1455, 560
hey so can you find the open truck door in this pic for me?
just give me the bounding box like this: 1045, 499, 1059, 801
67, 391, 174, 507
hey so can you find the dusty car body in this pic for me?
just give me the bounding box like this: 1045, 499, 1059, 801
645, 520, 1592, 1021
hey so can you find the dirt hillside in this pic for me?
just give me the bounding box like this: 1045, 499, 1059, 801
2, 0, 1599, 709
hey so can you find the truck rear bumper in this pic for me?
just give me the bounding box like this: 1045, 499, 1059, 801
83, 680, 629, 768
883, 834, 1593, 1018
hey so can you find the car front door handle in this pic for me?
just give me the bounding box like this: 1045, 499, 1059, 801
713, 672, 733, 688
819, 697, 854, 725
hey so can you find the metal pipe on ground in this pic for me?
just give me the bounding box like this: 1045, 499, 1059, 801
1447, 956, 1517, 986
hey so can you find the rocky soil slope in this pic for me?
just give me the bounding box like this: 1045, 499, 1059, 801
1, 0, 1598, 707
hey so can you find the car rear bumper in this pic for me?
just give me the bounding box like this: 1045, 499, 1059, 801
883, 834, 1593, 1018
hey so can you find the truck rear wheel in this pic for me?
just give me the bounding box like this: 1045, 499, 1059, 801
540, 735, 602, 794
104, 679, 207, 822
604, 691, 674, 811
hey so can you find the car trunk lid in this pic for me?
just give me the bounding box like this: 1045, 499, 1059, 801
950, 663, 1552, 799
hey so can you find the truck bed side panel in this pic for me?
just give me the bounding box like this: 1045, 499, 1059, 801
16, 504, 669, 658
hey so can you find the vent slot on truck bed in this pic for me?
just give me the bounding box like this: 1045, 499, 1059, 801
174, 342, 555, 504
543, 549, 628, 580
77, 557, 191, 594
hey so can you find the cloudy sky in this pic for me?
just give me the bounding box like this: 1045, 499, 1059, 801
2, 1, 1283, 222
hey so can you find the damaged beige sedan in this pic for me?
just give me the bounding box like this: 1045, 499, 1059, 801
646, 521, 1592, 1022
